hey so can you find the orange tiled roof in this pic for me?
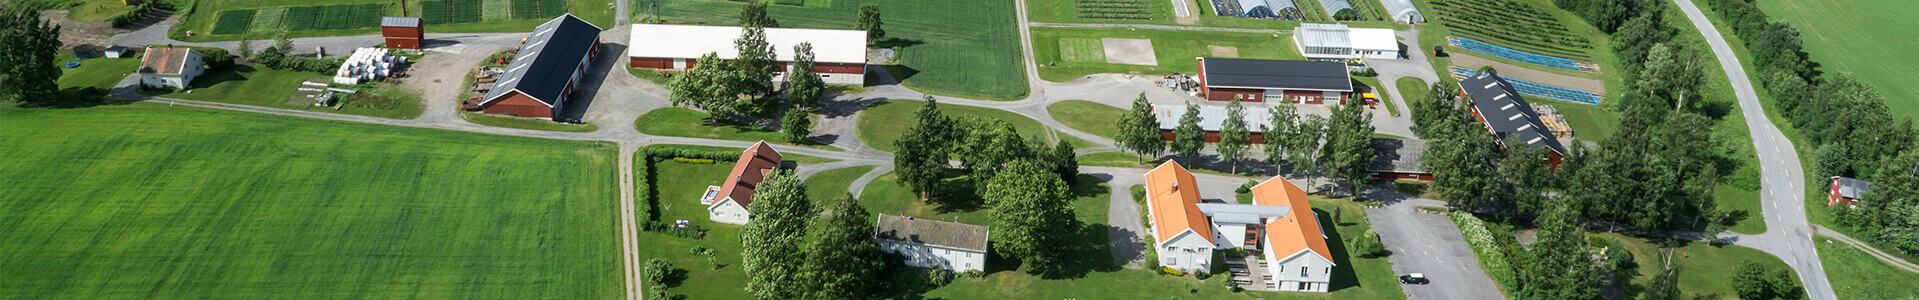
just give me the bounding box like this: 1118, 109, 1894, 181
713, 141, 782, 209
138, 47, 194, 74
1252, 175, 1334, 264
1145, 161, 1212, 245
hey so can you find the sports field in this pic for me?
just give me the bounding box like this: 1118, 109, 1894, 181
1758, 0, 1919, 119
0, 104, 621, 298
1058, 38, 1106, 63
648, 0, 1028, 99
1031, 27, 1303, 82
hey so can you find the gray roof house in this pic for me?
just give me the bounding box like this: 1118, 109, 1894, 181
875, 214, 991, 272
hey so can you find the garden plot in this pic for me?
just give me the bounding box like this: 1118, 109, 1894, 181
482, 0, 513, 21
1101, 38, 1157, 66
247, 7, 286, 33
1059, 38, 1106, 62
211, 3, 383, 34
1209, 45, 1238, 57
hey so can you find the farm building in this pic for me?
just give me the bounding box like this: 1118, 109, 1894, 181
706, 141, 783, 225
1195, 57, 1353, 104
1211, 0, 1302, 20
874, 214, 990, 272
1144, 161, 1333, 292
1458, 72, 1567, 167
1380, 0, 1424, 23
477, 14, 602, 120
1295, 23, 1401, 60
628, 24, 868, 85
103, 46, 132, 58
380, 16, 423, 50
137, 47, 204, 89
1828, 176, 1872, 207
1151, 104, 1272, 144
1369, 138, 1431, 180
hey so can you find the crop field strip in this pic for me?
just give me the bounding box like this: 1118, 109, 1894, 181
210, 3, 384, 34
1075, 0, 1152, 20
422, 0, 484, 25
483, 0, 513, 21
1058, 38, 1106, 62
417, 0, 564, 25
1428, 0, 1590, 55
247, 7, 286, 33
211, 9, 254, 34
510, 0, 566, 20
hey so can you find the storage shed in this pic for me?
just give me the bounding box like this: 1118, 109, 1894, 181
381, 16, 423, 50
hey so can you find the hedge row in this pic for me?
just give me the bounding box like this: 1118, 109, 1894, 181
635, 148, 741, 233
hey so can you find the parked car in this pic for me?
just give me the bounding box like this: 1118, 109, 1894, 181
1399, 273, 1429, 284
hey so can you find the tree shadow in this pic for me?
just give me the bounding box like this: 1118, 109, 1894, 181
872, 37, 926, 49
662, 268, 691, 288
928, 170, 982, 214
184, 65, 255, 89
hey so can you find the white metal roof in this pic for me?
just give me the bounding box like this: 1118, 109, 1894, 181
628, 24, 869, 64
1348, 28, 1398, 51
1151, 104, 1274, 132
1296, 23, 1350, 49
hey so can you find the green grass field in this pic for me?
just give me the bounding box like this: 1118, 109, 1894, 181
156, 66, 424, 119
0, 104, 621, 298
1024, 0, 1175, 26
1608, 233, 1796, 300
633, 107, 842, 151
56, 54, 141, 91
647, 0, 1027, 99
1047, 100, 1126, 139
634, 159, 755, 299
171, 0, 614, 42
1395, 77, 1427, 122
1758, 0, 1919, 119
63, 0, 132, 22
1078, 151, 1155, 167
1032, 27, 1304, 82
1058, 38, 1107, 63
461, 111, 599, 132
1815, 235, 1919, 299
856, 100, 1092, 153
805, 165, 876, 204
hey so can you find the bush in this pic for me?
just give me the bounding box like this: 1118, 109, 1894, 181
672, 157, 716, 164
1350, 229, 1386, 258
926, 268, 955, 287
1236, 180, 1255, 194
646, 285, 670, 300
251, 49, 345, 73
1158, 266, 1184, 276
1730, 261, 1771, 299
961, 269, 986, 278
193, 47, 235, 70
1194, 270, 1211, 280
1769, 268, 1802, 300
643, 258, 673, 284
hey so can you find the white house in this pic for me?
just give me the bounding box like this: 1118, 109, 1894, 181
1144, 161, 1334, 293
1295, 23, 1401, 60
137, 47, 204, 89
706, 141, 783, 225
874, 214, 990, 272
628, 24, 868, 85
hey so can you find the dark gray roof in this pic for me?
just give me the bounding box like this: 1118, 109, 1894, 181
1200, 58, 1353, 91
483, 14, 602, 106
1459, 72, 1566, 155
874, 214, 990, 252
1832, 176, 1872, 199
1369, 138, 1429, 173
381, 16, 421, 28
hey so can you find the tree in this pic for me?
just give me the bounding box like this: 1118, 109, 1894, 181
690, 245, 719, 269
237, 39, 255, 60
1323, 100, 1377, 197
1171, 103, 1206, 162
669, 53, 741, 121
272, 31, 294, 54
1411, 79, 1463, 138
986, 159, 1077, 277
0, 7, 62, 105
957, 119, 1029, 182
1052, 139, 1080, 181
740, 0, 776, 27
731, 26, 777, 97
1425, 122, 1504, 211
798, 195, 884, 300
1640, 250, 1682, 300
1516, 207, 1600, 300
1114, 93, 1165, 163
644, 258, 674, 285
1638, 43, 1706, 110
740, 171, 814, 299
894, 97, 951, 201
1612, 12, 1672, 76
1265, 105, 1299, 167
856, 4, 884, 41
1218, 99, 1251, 173
1763, 69, 1810, 114
787, 42, 826, 111
782, 108, 812, 144
1349, 229, 1385, 258
1292, 115, 1328, 181
1768, 268, 1802, 300
1730, 261, 1772, 299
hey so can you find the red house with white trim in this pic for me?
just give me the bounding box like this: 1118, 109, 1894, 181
1828, 176, 1871, 207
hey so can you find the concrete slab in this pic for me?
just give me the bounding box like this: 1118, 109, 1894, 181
1103, 38, 1159, 66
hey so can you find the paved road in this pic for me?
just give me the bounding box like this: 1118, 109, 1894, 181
1367, 196, 1506, 300
1673, 0, 1834, 299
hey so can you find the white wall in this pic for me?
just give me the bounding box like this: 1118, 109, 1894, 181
879, 240, 986, 272
1266, 249, 1334, 293
1156, 231, 1214, 273
1213, 223, 1247, 249
708, 198, 751, 225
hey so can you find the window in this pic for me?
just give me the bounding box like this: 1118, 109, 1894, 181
1298, 282, 1308, 290
1166, 257, 1176, 265
1300, 267, 1307, 276
1325, 267, 1331, 274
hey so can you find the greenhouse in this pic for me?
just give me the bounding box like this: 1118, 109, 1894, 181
1318, 0, 1354, 19
1214, 0, 1302, 20
1380, 0, 1424, 23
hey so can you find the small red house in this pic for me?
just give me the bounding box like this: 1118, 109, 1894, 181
477, 14, 602, 119
380, 17, 423, 50
1195, 58, 1353, 104
1829, 176, 1872, 207
706, 141, 784, 225
1369, 138, 1432, 181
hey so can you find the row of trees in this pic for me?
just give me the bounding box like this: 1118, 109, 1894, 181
1111, 94, 1375, 195
0, 7, 63, 106
1703, 0, 1919, 256
890, 98, 1084, 277
739, 171, 888, 299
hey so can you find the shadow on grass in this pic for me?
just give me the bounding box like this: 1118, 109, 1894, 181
185, 65, 256, 89
1318, 207, 1366, 293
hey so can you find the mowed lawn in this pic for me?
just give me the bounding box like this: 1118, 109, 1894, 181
856, 100, 1092, 153
0, 104, 621, 298
159, 66, 424, 119
1047, 100, 1126, 139
1058, 38, 1106, 62
1815, 235, 1919, 299
1607, 233, 1795, 300
1032, 27, 1304, 82
1759, 0, 1919, 119
651, 0, 1028, 99
633, 107, 841, 150
55, 53, 142, 91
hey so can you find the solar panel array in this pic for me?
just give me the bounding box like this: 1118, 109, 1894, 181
1451, 37, 1580, 71
1451, 68, 1603, 105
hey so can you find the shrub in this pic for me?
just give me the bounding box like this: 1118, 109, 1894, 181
646, 285, 669, 300
1159, 267, 1184, 276
188, 47, 235, 70
1236, 180, 1254, 194
1350, 229, 1386, 258
1730, 261, 1771, 299
643, 258, 673, 284
672, 157, 716, 164
1194, 270, 1211, 280
961, 269, 986, 278
926, 268, 955, 287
